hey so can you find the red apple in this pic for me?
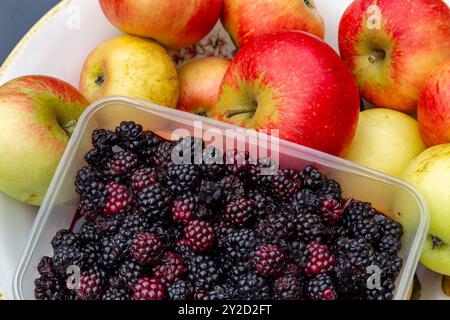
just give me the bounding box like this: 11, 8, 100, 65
99, 0, 223, 49
177, 57, 231, 117
418, 60, 450, 146
221, 0, 324, 47
212, 31, 360, 156
339, 0, 450, 113
0, 76, 88, 205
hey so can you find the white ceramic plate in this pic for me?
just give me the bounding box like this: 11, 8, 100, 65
0, 0, 448, 300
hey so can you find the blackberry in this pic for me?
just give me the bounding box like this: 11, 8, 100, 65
95, 213, 126, 236
224, 197, 255, 226
318, 179, 343, 201
209, 284, 234, 300
92, 129, 119, 149
103, 182, 134, 216
116, 121, 143, 151
136, 131, 163, 160
137, 184, 172, 220
286, 241, 309, 268
349, 218, 381, 244
84, 146, 113, 169
130, 232, 164, 266
81, 242, 102, 268
51, 230, 79, 250
234, 272, 271, 300
224, 149, 251, 178
167, 280, 194, 300
175, 241, 196, 264
378, 235, 401, 256
77, 181, 108, 221
201, 146, 225, 179
306, 274, 337, 300
130, 167, 161, 194
253, 244, 287, 278
76, 265, 105, 300
150, 141, 175, 169
132, 277, 165, 300
366, 278, 395, 300
273, 272, 302, 300
247, 157, 279, 188
107, 151, 139, 177
292, 189, 320, 215
171, 192, 199, 224
118, 259, 146, 287
79, 222, 100, 244
37, 256, 57, 279
320, 198, 343, 223
324, 223, 348, 245
75, 166, 103, 195
52, 246, 83, 274
225, 228, 260, 262
258, 212, 296, 241
215, 222, 235, 249
218, 175, 245, 203
304, 242, 335, 276
375, 214, 403, 240
198, 180, 224, 208
270, 169, 302, 200
343, 201, 376, 228
184, 220, 215, 253
102, 287, 131, 300
100, 236, 124, 269
296, 213, 326, 242
248, 189, 275, 217
34, 276, 65, 300
153, 252, 185, 284
172, 136, 204, 164
121, 213, 150, 238
227, 262, 254, 284
166, 164, 201, 194
299, 165, 325, 190
188, 255, 222, 291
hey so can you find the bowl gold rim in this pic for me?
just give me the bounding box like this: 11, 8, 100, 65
0, 0, 70, 79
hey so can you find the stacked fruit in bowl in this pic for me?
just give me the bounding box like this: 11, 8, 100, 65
34, 121, 404, 300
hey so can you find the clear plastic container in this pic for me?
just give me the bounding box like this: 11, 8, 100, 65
13, 96, 429, 300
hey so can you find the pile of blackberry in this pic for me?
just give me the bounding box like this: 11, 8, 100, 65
34, 121, 403, 300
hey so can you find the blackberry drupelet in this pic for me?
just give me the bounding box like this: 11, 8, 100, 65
137, 183, 172, 220
209, 284, 234, 300
378, 235, 401, 256
132, 277, 165, 300
253, 244, 287, 278
129, 232, 164, 266
306, 274, 337, 300
166, 163, 201, 194
299, 166, 325, 190
375, 214, 403, 241
184, 220, 215, 253
79, 222, 100, 244
349, 218, 381, 244
342, 201, 377, 228
224, 197, 255, 226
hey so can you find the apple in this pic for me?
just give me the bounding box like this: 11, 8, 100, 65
342, 109, 426, 177
402, 144, 450, 276
212, 31, 360, 156
79, 35, 179, 107
177, 57, 231, 117
0, 75, 88, 206
339, 0, 450, 113
99, 0, 222, 49
221, 0, 324, 47
418, 59, 450, 147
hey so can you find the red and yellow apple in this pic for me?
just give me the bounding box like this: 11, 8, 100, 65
79, 35, 179, 107
0, 76, 88, 206
339, 0, 450, 113
99, 0, 222, 49
212, 31, 360, 156
177, 57, 231, 117
221, 0, 324, 47
418, 59, 450, 147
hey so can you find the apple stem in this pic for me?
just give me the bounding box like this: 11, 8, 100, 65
225, 109, 256, 118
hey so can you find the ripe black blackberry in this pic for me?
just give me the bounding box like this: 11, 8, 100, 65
286, 241, 310, 268
291, 189, 320, 215
253, 244, 287, 278
103, 182, 134, 216
136, 131, 163, 160
324, 223, 348, 245
366, 278, 395, 300
296, 213, 326, 242
74, 166, 103, 195
150, 141, 175, 169
215, 222, 235, 249
218, 175, 245, 203
224, 197, 255, 226
120, 213, 150, 237
79, 222, 100, 244
34, 276, 65, 300
349, 218, 381, 244
167, 280, 194, 300
51, 229, 79, 250
247, 189, 275, 217
188, 255, 222, 291
273, 272, 302, 300
209, 284, 234, 300
52, 246, 83, 274
77, 181, 108, 221
378, 235, 401, 256
172, 136, 205, 164
225, 228, 260, 262
234, 272, 271, 300
37, 256, 57, 279
166, 164, 201, 194
116, 121, 143, 151
299, 166, 325, 190
84, 146, 113, 170
102, 286, 131, 300
224, 149, 251, 178
132, 277, 165, 300
198, 180, 224, 208
99, 236, 123, 270
118, 258, 146, 287
258, 212, 296, 241
342, 200, 376, 228
184, 220, 215, 253
153, 252, 186, 284
92, 129, 119, 149
175, 241, 196, 264
137, 183, 172, 220
318, 179, 343, 201
375, 214, 403, 241
81, 242, 102, 268
227, 262, 254, 284
247, 157, 279, 188
171, 192, 199, 224
130, 167, 161, 194
200, 146, 225, 180
320, 198, 344, 223
129, 232, 164, 266
306, 274, 337, 300
76, 265, 105, 300
304, 242, 335, 276
269, 169, 302, 200
107, 151, 139, 177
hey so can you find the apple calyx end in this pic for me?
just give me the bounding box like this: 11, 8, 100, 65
368, 48, 386, 64
95, 72, 105, 87
430, 235, 446, 250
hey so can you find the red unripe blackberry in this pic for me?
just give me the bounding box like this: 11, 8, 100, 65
132, 277, 165, 300
103, 182, 133, 216
304, 242, 335, 276
320, 198, 343, 223
153, 252, 186, 284
273, 272, 302, 300
224, 197, 255, 226
270, 169, 302, 200
171, 192, 198, 224
184, 220, 215, 253
130, 167, 161, 194
76, 266, 105, 300
253, 244, 287, 278
130, 232, 164, 266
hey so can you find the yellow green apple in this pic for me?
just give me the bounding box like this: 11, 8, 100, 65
342, 109, 426, 177
79, 35, 179, 107
402, 144, 450, 276
0, 75, 88, 205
